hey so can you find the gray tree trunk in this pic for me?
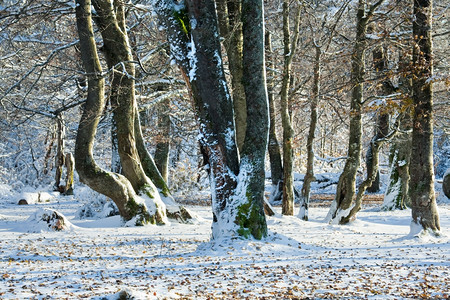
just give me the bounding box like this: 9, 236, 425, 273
443, 170, 450, 199
64, 153, 74, 195
383, 53, 412, 210
281, 0, 301, 216
299, 45, 321, 221
54, 115, 65, 192
111, 117, 122, 174
366, 45, 391, 193
154, 0, 268, 239
265, 31, 283, 189
326, 0, 384, 224
237, 0, 269, 239
154, 99, 171, 183
75, 0, 166, 225
409, 0, 440, 232
216, 0, 247, 152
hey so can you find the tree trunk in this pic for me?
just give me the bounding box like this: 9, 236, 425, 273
75, 0, 166, 225
299, 45, 321, 221
54, 115, 65, 192
154, 99, 171, 183
216, 0, 246, 152
281, 0, 301, 216
111, 117, 122, 174
265, 31, 283, 189
92, 0, 167, 224
443, 170, 450, 199
366, 45, 391, 193
154, 0, 268, 239
64, 153, 74, 195
236, 0, 269, 239
383, 53, 412, 210
409, 0, 440, 233
348, 132, 394, 222
326, 0, 384, 224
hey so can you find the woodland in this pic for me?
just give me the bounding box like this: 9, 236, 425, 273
0, 0, 449, 298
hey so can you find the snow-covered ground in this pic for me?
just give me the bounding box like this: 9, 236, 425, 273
0, 186, 449, 299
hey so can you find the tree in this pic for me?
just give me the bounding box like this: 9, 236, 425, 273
409, 0, 440, 233
75, 0, 166, 225
265, 31, 283, 196
153, 0, 268, 239
365, 44, 392, 193
383, 53, 412, 211
280, 0, 301, 216
154, 99, 171, 183
326, 0, 385, 224
216, 0, 246, 152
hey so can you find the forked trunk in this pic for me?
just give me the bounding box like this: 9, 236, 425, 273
75, 0, 165, 225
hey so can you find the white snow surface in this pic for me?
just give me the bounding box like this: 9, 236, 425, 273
0, 189, 449, 299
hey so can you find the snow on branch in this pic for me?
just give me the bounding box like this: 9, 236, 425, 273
1, 40, 79, 102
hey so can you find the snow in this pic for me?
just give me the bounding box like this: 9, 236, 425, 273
187, 36, 198, 82
0, 187, 449, 299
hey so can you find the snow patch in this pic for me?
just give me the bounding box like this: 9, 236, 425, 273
23, 208, 76, 233
187, 35, 198, 81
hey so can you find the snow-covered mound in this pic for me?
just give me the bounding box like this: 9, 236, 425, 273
24, 208, 76, 233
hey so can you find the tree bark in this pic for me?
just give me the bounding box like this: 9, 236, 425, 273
265, 31, 283, 188
299, 45, 321, 221
75, 0, 166, 225
326, 0, 384, 224
64, 153, 74, 195
366, 46, 391, 193
216, 0, 246, 152
154, 0, 268, 239
281, 0, 301, 216
237, 0, 269, 239
409, 0, 440, 232
154, 99, 171, 183
383, 53, 412, 210
111, 117, 122, 174
443, 170, 450, 199
54, 114, 65, 192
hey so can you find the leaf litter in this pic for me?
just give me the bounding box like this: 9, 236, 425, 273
0, 196, 449, 299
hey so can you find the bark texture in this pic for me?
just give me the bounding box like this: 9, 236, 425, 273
366, 46, 391, 193
281, 0, 301, 216
299, 45, 321, 221
443, 171, 450, 199
409, 0, 440, 232
154, 0, 268, 239
383, 54, 412, 210
75, 0, 165, 225
238, 0, 269, 239
216, 0, 247, 152
154, 99, 171, 183
54, 115, 65, 192
326, 0, 384, 224
265, 31, 283, 188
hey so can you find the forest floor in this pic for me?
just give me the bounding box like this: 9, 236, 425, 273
0, 185, 449, 299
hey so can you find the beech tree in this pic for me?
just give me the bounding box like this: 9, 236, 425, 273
74, 0, 181, 225
409, 0, 440, 233
153, 0, 268, 239
280, 0, 301, 216
326, 0, 385, 224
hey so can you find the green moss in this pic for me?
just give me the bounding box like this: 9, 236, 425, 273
235, 190, 267, 240
125, 199, 152, 226
173, 9, 190, 37
141, 184, 155, 199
